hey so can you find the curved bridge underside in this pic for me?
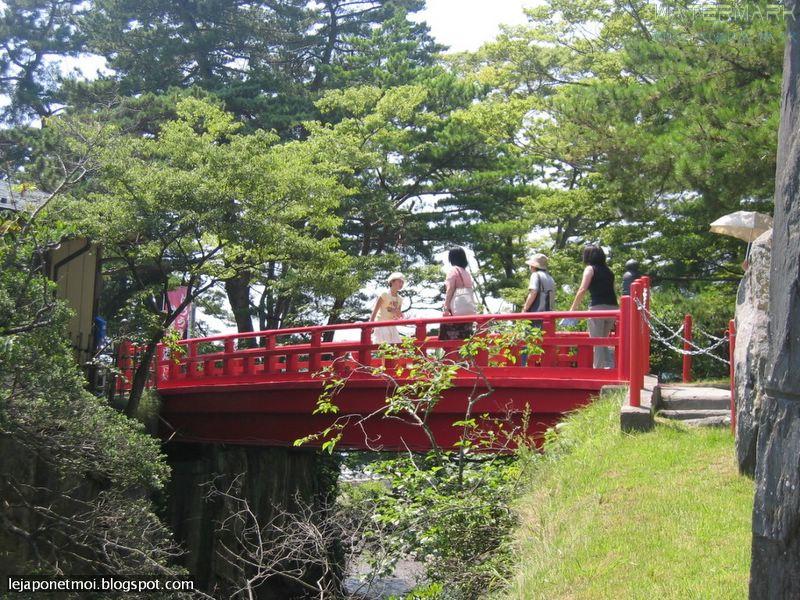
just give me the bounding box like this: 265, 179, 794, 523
158, 367, 622, 451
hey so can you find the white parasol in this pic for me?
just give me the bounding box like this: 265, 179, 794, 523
709, 210, 773, 259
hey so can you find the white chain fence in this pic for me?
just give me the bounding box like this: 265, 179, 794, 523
634, 297, 730, 366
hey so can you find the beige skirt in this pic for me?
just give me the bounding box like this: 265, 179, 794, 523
373, 324, 402, 344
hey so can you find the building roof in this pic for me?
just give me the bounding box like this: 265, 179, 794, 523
0, 181, 49, 213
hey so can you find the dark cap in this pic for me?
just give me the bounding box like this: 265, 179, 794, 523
625, 259, 640, 271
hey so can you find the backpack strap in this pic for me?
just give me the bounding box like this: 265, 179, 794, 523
454, 266, 467, 289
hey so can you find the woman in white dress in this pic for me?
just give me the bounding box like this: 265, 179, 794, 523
369, 272, 405, 344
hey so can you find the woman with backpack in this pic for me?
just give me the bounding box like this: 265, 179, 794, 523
522, 253, 555, 317
520, 253, 555, 366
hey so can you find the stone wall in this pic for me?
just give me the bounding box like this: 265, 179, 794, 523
164, 443, 341, 599
734, 229, 771, 477
0, 435, 342, 599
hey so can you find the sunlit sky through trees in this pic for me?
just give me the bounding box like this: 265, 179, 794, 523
415, 0, 538, 51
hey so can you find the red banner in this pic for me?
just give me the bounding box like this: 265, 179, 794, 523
166, 287, 191, 338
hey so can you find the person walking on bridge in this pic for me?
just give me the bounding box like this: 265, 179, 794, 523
520, 253, 555, 366
440, 247, 478, 340
621, 259, 643, 296
370, 272, 406, 344
568, 245, 618, 369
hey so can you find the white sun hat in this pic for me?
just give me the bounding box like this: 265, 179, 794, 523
525, 254, 549, 269
387, 271, 405, 283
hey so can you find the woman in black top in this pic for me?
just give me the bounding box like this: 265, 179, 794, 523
568, 245, 619, 368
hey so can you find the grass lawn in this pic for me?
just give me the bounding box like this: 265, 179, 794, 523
503, 390, 753, 600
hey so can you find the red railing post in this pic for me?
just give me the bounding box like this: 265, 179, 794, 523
309, 331, 322, 373
541, 318, 557, 367
415, 323, 427, 342
155, 343, 168, 386
147, 344, 157, 387
264, 335, 278, 373
618, 296, 630, 381
729, 319, 736, 435
168, 344, 183, 381
359, 326, 373, 365
244, 336, 257, 375
528, 317, 559, 367
629, 281, 642, 407
116, 340, 134, 393
287, 346, 300, 372
223, 338, 235, 376
682, 314, 693, 383
187, 341, 199, 378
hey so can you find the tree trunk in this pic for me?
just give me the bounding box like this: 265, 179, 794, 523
124, 341, 158, 418
310, 0, 339, 91
225, 272, 254, 334
749, 5, 800, 596
322, 296, 347, 342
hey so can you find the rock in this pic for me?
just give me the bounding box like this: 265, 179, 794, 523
620, 405, 654, 433
750, 3, 800, 594
659, 409, 730, 421
734, 228, 771, 477
678, 415, 731, 428
750, 395, 800, 598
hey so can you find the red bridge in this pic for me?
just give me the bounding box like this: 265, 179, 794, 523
120, 280, 651, 451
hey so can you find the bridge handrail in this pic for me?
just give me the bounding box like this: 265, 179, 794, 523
171, 309, 622, 346
116, 282, 657, 398
139, 309, 629, 392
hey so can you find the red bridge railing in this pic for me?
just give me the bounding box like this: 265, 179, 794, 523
626, 277, 652, 408
153, 310, 624, 389
117, 279, 652, 406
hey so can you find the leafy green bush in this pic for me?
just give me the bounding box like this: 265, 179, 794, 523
344, 450, 538, 599
1, 214, 185, 589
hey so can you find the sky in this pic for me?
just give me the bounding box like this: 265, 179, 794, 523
416, 0, 538, 52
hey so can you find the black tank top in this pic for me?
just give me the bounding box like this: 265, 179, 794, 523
589, 265, 618, 307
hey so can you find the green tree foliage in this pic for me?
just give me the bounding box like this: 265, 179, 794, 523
307, 323, 543, 597
59, 0, 441, 332
0, 0, 87, 123
0, 0, 782, 587
451, 0, 781, 375
0, 207, 184, 584
323, 5, 442, 89
76, 0, 434, 132
468, 0, 780, 282
60, 97, 351, 412
4, 0, 773, 365
348, 452, 529, 598
312, 72, 538, 319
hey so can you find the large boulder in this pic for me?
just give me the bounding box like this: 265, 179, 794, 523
734, 229, 771, 477
749, 2, 800, 594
